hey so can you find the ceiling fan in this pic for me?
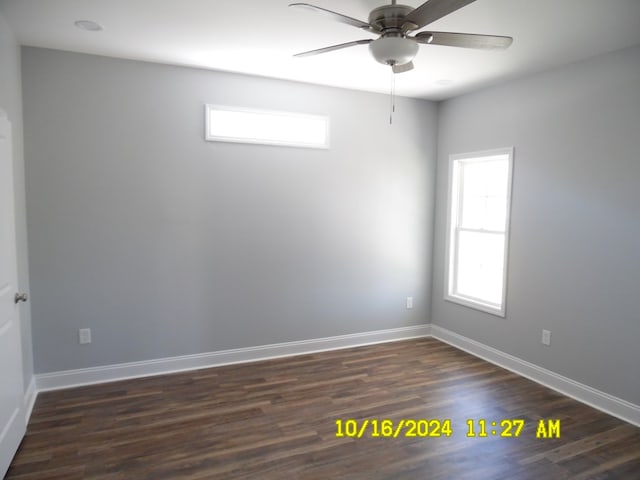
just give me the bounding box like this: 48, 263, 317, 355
289, 0, 513, 73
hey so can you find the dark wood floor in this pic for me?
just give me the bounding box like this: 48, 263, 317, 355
6, 338, 640, 479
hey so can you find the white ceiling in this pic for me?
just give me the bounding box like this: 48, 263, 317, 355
2, 0, 640, 100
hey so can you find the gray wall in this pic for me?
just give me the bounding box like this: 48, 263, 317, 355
22, 47, 437, 373
432, 44, 640, 405
0, 11, 33, 390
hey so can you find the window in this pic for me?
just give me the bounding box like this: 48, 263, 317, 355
445, 148, 514, 316
205, 105, 329, 149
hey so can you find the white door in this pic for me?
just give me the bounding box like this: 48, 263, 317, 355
0, 111, 26, 477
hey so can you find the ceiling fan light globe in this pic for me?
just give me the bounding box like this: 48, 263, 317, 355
369, 36, 418, 66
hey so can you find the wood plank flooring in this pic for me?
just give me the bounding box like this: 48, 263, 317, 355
6, 338, 640, 479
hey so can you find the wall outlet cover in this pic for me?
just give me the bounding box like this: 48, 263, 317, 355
79, 328, 92, 344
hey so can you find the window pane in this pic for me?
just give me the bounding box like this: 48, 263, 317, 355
484, 160, 509, 197
484, 197, 508, 231
460, 193, 507, 232
460, 194, 485, 230
455, 230, 505, 306
459, 158, 509, 231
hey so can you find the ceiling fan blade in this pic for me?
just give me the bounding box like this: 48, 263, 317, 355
289, 3, 379, 33
403, 0, 477, 30
293, 39, 373, 58
392, 61, 414, 74
415, 31, 513, 49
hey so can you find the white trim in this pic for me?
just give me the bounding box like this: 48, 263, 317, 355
22, 377, 37, 425
36, 325, 431, 391
431, 325, 640, 427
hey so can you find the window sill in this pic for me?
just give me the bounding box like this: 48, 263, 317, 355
444, 294, 506, 318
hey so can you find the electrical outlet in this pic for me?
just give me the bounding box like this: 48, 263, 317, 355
541, 329, 551, 346
79, 328, 92, 344
406, 296, 414, 309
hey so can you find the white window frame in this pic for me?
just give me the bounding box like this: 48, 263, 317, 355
444, 147, 514, 317
205, 104, 330, 149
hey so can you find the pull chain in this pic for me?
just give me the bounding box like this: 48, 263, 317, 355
389, 66, 396, 125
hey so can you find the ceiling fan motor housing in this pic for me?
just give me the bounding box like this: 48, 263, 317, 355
368, 4, 415, 31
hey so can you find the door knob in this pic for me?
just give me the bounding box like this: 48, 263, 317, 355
14, 292, 28, 304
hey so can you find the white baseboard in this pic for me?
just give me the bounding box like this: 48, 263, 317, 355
431, 325, 640, 427
23, 376, 37, 425
36, 324, 431, 391
33, 323, 639, 428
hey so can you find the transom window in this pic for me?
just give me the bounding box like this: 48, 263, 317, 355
205, 105, 329, 149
